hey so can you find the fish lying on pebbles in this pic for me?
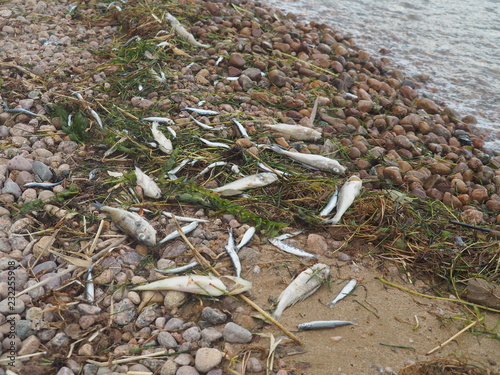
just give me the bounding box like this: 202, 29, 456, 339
141, 116, 175, 125
183, 107, 219, 116
133, 275, 252, 296
264, 124, 322, 141
325, 177, 363, 224
212, 173, 278, 196
273, 263, 330, 319
269, 144, 346, 174
165, 12, 210, 48
93, 203, 157, 246
135, 166, 161, 199
151, 121, 173, 154
268, 238, 317, 258
197, 136, 231, 149
225, 228, 242, 277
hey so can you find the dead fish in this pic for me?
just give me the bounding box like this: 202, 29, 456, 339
197, 136, 231, 149
190, 115, 215, 130
273, 263, 330, 320
155, 261, 199, 274
212, 173, 278, 196
133, 275, 252, 296
150, 68, 167, 83
236, 227, 255, 250
274, 230, 303, 241
141, 117, 175, 125
265, 124, 322, 141
327, 279, 357, 308
184, 107, 219, 116
166, 126, 176, 138
93, 203, 157, 246
269, 144, 346, 174
24, 181, 63, 188
268, 238, 317, 258
225, 228, 242, 277
156, 221, 198, 246
5, 107, 39, 117
89, 109, 103, 128
167, 158, 191, 180
85, 267, 94, 303
156, 41, 171, 48
298, 320, 354, 331
257, 162, 292, 176
319, 187, 339, 216
195, 161, 229, 178
151, 121, 173, 154
233, 119, 250, 138
160, 211, 209, 223
165, 12, 210, 48
215, 56, 224, 66
325, 176, 362, 224
135, 166, 161, 199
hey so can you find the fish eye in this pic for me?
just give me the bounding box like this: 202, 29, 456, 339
138, 233, 146, 240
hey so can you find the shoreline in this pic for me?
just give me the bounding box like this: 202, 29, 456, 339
0, 0, 499, 374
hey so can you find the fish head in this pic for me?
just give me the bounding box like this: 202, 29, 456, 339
220, 276, 252, 295
333, 164, 347, 175
311, 263, 331, 280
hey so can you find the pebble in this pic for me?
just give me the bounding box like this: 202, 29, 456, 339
165, 317, 184, 330
195, 348, 223, 373
176, 366, 200, 375
56, 367, 76, 375
18, 335, 41, 356
183, 326, 202, 342
114, 299, 137, 325
223, 322, 252, 343
201, 327, 223, 342
32, 160, 53, 181
7, 155, 32, 171
15, 319, 34, 340
136, 305, 159, 328
306, 233, 328, 255
0, 297, 25, 314
201, 307, 227, 325
157, 331, 179, 348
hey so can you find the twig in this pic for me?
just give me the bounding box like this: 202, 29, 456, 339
379, 343, 415, 350
377, 277, 500, 314
0, 351, 47, 363
426, 320, 478, 355
87, 350, 168, 366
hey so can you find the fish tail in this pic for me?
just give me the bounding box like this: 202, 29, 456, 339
92, 202, 105, 210
270, 144, 284, 154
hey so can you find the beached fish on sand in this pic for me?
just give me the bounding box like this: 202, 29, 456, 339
212, 173, 278, 196
93, 203, 157, 246
269, 144, 346, 174
135, 166, 161, 199
327, 279, 357, 308
225, 228, 242, 277
298, 320, 355, 331
325, 176, 362, 224
236, 227, 255, 250
151, 121, 173, 154
319, 187, 339, 216
133, 275, 252, 296
265, 124, 322, 141
273, 263, 330, 320
268, 238, 317, 258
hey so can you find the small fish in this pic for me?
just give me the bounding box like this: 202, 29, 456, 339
155, 261, 199, 274
319, 187, 339, 216
268, 238, 317, 258
236, 227, 255, 250
224, 77, 239, 81
156, 41, 171, 48
325, 176, 362, 224
264, 124, 322, 141
141, 117, 175, 125
160, 211, 209, 223
89, 108, 103, 128
89, 168, 100, 180
85, 267, 94, 303
225, 228, 242, 277
151, 122, 173, 154
167, 158, 191, 180
121, 35, 141, 47
68, 4, 77, 13
184, 107, 219, 116
269, 144, 346, 174
151, 68, 167, 83
133, 275, 252, 296
70, 90, 84, 100
135, 166, 161, 199
273, 263, 330, 319
24, 181, 63, 188
197, 136, 231, 149
212, 173, 278, 196
156, 221, 198, 246
233, 119, 250, 138
165, 12, 210, 48
194, 161, 228, 178
197, 100, 206, 106
327, 279, 357, 308
190, 115, 215, 130
345, 93, 358, 99
166, 126, 176, 138
67, 114, 73, 128
5, 108, 39, 117
298, 320, 354, 331
93, 203, 157, 246
274, 230, 303, 241
257, 162, 292, 176
215, 56, 224, 66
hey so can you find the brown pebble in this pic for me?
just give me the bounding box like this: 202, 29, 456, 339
383, 167, 403, 185
470, 186, 488, 203
229, 53, 246, 68
460, 209, 483, 225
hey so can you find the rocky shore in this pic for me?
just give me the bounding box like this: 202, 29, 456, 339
0, 0, 499, 374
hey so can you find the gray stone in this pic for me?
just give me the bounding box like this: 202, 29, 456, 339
0, 297, 25, 314
195, 348, 222, 373
39, 272, 61, 289
14, 170, 34, 186
174, 353, 194, 366
57, 141, 79, 153
51, 332, 71, 348
157, 331, 178, 348
18, 335, 40, 356
1, 179, 22, 198
32, 260, 57, 275
0, 258, 18, 270
15, 319, 34, 339
223, 322, 252, 343
201, 307, 227, 325
56, 367, 76, 375
0, 269, 28, 290
164, 317, 184, 330
246, 357, 263, 373
160, 359, 178, 375
201, 327, 223, 342
32, 161, 53, 181
136, 305, 159, 328
182, 326, 201, 342
114, 299, 137, 325
77, 304, 102, 315
176, 366, 200, 375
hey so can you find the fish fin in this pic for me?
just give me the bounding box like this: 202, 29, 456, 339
92, 202, 104, 210
270, 144, 285, 154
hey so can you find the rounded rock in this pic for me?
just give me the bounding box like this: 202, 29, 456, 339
223, 322, 252, 343
114, 299, 137, 326
383, 167, 403, 186
0, 297, 25, 314
229, 53, 246, 68
195, 347, 223, 373
176, 366, 200, 375
201, 307, 227, 325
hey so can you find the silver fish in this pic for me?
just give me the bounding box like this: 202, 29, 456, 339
165, 12, 210, 48
215, 56, 224, 66
327, 279, 357, 308
135, 166, 161, 199
121, 35, 141, 47
24, 181, 63, 188
268, 238, 317, 258
298, 320, 354, 331
156, 41, 171, 48
155, 261, 199, 274
233, 119, 250, 138
166, 126, 176, 138
141, 117, 175, 125
325, 176, 362, 224
345, 93, 358, 99
85, 267, 95, 303
160, 211, 209, 223
197, 137, 231, 149
265, 124, 322, 141
93, 203, 157, 246
190, 115, 215, 130
195, 161, 229, 178
167, 158, 191, 180
274, 230, 303, 241
89, 108, 103, 128
319, 187, 339, 216
89, 168, 100, 180
156, 221, 198, 246
5, 108, 39, 117
69, 90, 84, 100
225, 228, 242, 277
273, 263, 330, 320
269, 144, 346, 174
184, 107, 219, 116
212, 173, 278, 196
257, 162, 292, 176
236, 227, 255, 251
151, 122, 173, 154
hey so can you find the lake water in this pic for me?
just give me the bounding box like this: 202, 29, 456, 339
263, 0, 500, 152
